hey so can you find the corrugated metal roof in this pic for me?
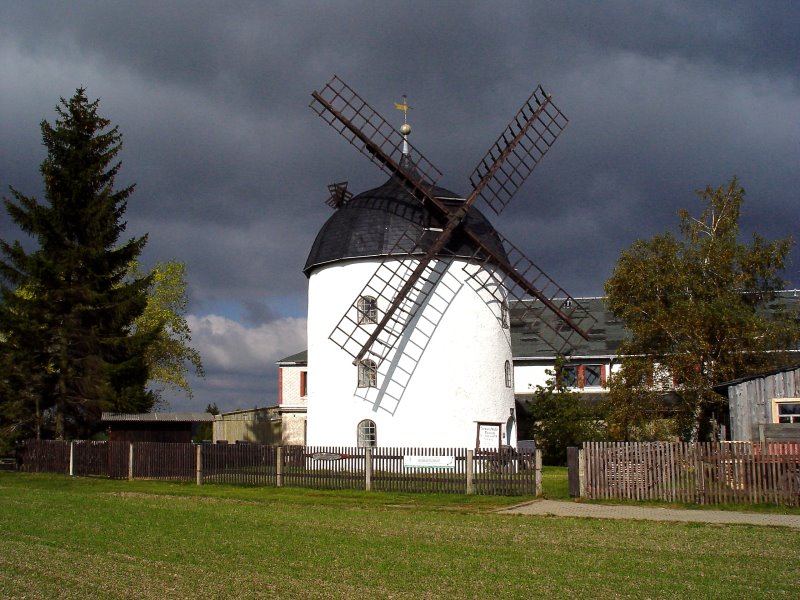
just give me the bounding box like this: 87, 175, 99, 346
101, 412, 214, 422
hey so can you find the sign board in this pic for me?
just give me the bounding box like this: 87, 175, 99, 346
309, 452, 355, 461
404, 455, 456, 469
477, 423, 501, 450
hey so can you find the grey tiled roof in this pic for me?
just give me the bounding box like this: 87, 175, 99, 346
511, 296, 628, 359
303, 175, 505, 276
276, 350, 308, 365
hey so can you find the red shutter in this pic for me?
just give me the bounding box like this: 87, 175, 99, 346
577, 366, 586, 389
600, 365, 607, 386
300, 371, 307, 397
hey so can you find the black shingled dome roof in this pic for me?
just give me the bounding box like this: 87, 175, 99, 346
303, 175, 506, 276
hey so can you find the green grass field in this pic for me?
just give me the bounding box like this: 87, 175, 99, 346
1, 472, 798, 599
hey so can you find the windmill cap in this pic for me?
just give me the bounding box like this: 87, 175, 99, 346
303, 175, 507, 276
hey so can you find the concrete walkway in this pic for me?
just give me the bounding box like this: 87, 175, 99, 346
497, 499, 800, 529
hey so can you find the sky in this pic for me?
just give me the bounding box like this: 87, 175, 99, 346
1, 1, 798, 413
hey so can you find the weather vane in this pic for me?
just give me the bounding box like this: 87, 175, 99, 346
394, 95, 411, 136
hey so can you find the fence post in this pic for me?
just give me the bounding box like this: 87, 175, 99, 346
276, 446, 284, 487
567, 447, 581, 497
535, 450, 543, 496
365, 447, 373, 491
68, 441, 75, 477
128, 442, 134, 481
466, 450, 474, 495
196, 444, 203, 486
578, 448, 586, 498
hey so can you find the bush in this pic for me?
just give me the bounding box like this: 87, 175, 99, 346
526, 361, 608, 465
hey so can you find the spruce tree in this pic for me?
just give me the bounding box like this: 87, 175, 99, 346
0, 88, 156, 442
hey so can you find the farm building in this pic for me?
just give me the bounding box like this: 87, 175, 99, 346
714, 365, 800, 441
276, 350, 308, 445
101, 412, 213, 443
281, 290, 800, 446
212, 407, 281, 445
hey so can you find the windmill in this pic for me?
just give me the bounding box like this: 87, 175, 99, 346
303, 75, 594, 449
309, 76, 594, 366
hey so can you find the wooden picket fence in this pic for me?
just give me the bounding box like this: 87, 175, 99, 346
16, 440, 540, 497
583, 442, 800, 506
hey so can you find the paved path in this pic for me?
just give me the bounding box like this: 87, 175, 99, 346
497, 499, 800, 529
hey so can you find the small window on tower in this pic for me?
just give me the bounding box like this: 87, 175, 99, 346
357, 419, 377, 447
358, 359, 377, 388
504, 360, 513, 388
501, 302, 510, 329
357, 296, 378, 325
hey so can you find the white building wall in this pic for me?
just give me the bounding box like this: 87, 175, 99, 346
279, 366, 308, 407
306, 257, 516, 449
513, 361, 622, 394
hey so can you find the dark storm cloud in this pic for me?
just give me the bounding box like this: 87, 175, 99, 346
1, 1, 798, 411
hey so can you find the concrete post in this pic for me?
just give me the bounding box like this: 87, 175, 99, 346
196, 444, 203, 486
365, 447, 373, 491
466, 450, 475, 495
68, 441, 74, 477
276, 446, 284, 487
535, 450, 543, 496
128, 443, 134, 481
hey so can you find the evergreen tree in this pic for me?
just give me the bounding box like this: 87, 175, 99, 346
0, 88, 157, 443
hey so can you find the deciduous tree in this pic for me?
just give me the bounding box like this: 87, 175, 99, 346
604, 178, 798, 440
526, 358, 608, 465
129, 260, 204, 405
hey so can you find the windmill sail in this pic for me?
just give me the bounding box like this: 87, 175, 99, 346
310, 76, 593, 365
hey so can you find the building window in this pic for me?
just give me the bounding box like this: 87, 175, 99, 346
559, 364, 606, 389
357, 295, 378, 325
504, 360, 512, 388
584, 365, 603, 387
774, 399, 800, 424
358, 359, 377, 388
560, 365, 578, 388
357, 419, 377, 447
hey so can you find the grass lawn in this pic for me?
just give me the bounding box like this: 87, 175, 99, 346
1, 473, 798, 599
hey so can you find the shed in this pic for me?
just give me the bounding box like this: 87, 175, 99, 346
213, 407, 282, 445
714, 366, 800, 441
101, 412, 214, 443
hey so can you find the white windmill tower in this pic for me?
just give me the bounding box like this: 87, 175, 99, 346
304, 77, 594, 449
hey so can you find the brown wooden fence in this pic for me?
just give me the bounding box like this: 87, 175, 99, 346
16, 440, 539, 496
583, 442, 800, 506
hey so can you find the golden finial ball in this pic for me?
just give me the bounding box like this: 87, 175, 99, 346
400, 123, 412, 135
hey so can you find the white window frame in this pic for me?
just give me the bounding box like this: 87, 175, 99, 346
358, 359, 377, 388
771, 398, 800, 424
501, 302, 510, 329
357, 419, 377, 447
357, 295, 378, 325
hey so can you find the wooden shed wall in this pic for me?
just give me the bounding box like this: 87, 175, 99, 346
728, 368, 800, 441
213, 416, 281, 445
107, 422, 194, 444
